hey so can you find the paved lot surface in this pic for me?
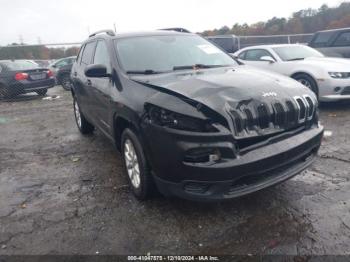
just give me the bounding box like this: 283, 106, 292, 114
0, 86, 350, 255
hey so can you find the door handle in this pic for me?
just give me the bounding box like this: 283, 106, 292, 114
87, 79, 92, 86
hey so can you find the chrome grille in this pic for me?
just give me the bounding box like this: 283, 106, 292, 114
295, 97, 307, 122
244, 108, 255, 130
230, 95, 315, 136
273, 102, 285, 127
257, 104, 270, 129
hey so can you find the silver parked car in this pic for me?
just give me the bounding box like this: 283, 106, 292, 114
234, 44, 350, 102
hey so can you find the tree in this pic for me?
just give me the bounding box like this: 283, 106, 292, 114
201, 2, 350, 36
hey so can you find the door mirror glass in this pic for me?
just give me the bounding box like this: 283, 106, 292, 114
85, 64, 109, 78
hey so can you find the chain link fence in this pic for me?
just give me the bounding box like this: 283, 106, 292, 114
237, 33, 313, 49
0, 43, 81, 102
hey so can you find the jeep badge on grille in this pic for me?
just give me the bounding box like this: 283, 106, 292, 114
262, 92, 277, 97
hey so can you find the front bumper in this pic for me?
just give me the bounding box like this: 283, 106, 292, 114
318, 78, 350, 101
143, 124, 324, 201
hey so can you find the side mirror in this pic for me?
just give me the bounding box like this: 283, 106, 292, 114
51, 64, 57, 68
85, 64, 110, 78
260, 56, 275, 63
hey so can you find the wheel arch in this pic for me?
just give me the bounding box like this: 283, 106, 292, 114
290, 71, 319, 97
290, 71, 317, 82
113, 114, 141, 151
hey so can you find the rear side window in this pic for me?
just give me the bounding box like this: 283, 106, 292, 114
333, 32, 350, 47
81, 41, 96, 65
93, 40, 110, 71
311, 32, 333, 47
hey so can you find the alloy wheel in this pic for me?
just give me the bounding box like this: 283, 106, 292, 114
298, 78, 311, 89
74, 99, 82, 128
124, 139, 141, 189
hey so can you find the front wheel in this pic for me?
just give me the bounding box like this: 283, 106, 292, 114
293, 74, 319, 99
121, 128, 155, 200
73, 97, 94, 134
61, 74, 73, 91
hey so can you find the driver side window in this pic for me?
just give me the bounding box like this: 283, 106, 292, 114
244, 49, 273, 61
93, 40, 111, 72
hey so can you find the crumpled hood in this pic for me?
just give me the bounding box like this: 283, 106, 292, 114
131, 66, 314, 118
299, 57, 350, 71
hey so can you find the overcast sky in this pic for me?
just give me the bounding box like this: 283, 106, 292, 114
0, 0, 345, 45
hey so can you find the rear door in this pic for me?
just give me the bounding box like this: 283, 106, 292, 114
74, 41, 96, 120
89, 39, 113, 135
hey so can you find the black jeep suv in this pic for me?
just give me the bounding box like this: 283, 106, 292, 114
71, 29, 324, 201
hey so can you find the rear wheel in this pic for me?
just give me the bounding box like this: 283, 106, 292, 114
36, 88, 48, 96
60, 74, 73, 91
121, 128, 155, 200
73, 96, 94, 134
293, 73, 319, 99
0, 84, 11, 99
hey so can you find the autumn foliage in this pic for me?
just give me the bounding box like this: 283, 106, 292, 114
202, 2, 350, 36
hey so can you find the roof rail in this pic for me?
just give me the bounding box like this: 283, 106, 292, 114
160, 28, 191, 33
89, 29, 115, 38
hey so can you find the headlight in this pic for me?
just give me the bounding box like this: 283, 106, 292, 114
328, 72, 350, 79
145, 104, 218, 132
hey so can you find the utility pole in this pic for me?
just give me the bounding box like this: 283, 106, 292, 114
19, 35, 24, 45
37, 37, 42, 45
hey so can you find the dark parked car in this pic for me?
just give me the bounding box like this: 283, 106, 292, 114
206, 35, 239, 53
71, 30, 323, 201
49, 56, 76, 72
56, 63, 73, 90
0, 60, 55, 98
309, 28, 350, 58
34, 60, 51, 68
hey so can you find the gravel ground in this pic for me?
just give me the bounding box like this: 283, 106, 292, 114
0, 86, 349, 255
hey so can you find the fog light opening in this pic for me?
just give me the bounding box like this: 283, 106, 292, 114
184, 182, 210, 194
209, 149, 221, 162
184, 148, 221, 163
334, 87, 341, 93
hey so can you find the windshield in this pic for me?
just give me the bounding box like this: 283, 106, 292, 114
114, 34, 237, 73
273, 45, 324, 61
1, 60, 39, 70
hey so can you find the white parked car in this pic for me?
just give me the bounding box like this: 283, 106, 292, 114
233, 44, 350, 102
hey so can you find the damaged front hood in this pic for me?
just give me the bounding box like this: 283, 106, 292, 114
131, 66, 314, 118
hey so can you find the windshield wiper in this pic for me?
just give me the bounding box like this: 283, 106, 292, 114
287, 58, 305, 61
126, 70, 166, 75
173, 64, 226, 71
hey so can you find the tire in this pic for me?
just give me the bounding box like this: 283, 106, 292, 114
60, 74, 73, 91
73, 96, 94, 134
292, 73, 319, 99
0, 84, 11, 99
36, 88, 48, 96
121, 128, 155, 200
